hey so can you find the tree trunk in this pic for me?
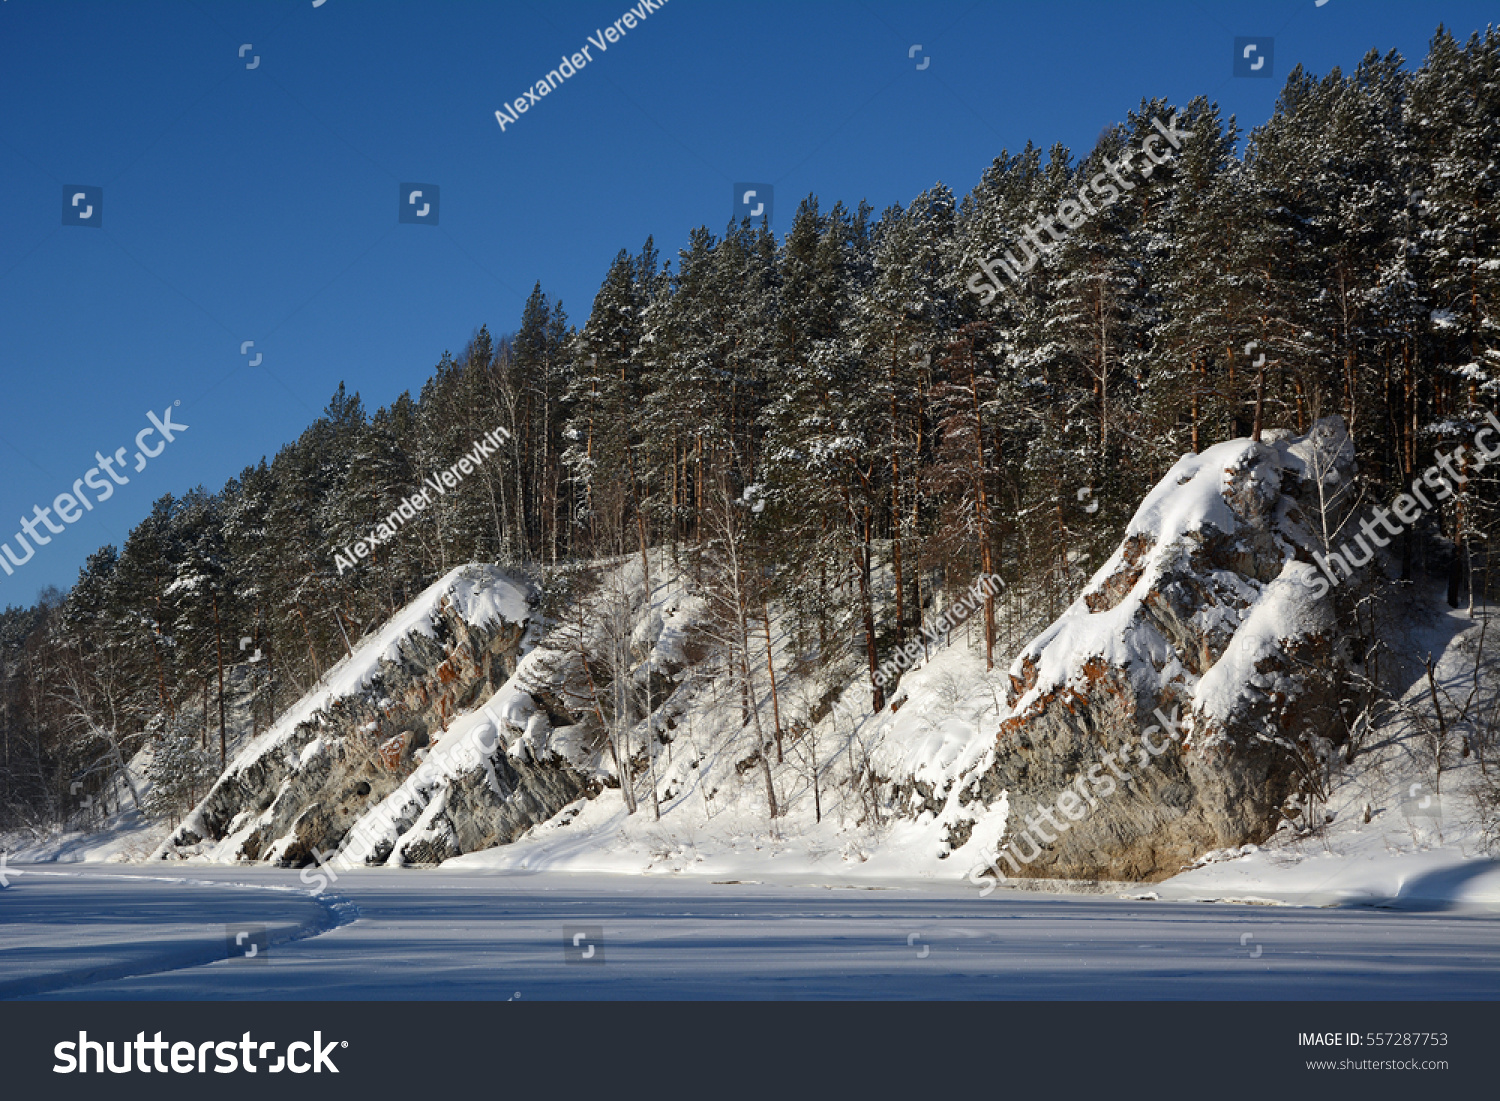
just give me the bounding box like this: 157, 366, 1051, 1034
212, 590, 227, 767
889, 345, 906, 640
761, 597, 783, 763
966, 354, 995, 668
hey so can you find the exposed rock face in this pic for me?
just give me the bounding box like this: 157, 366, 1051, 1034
966, 422, 1352, 882
155, 566, 598, 867
327, 575, 713, 868
333, 645, 607, 867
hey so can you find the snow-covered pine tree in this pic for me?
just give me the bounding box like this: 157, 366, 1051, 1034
143, 718, 215, 824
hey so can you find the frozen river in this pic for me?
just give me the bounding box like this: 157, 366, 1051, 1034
2, 865, 1498, 1000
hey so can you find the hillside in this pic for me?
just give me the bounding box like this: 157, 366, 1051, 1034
18, 422, 1491, 912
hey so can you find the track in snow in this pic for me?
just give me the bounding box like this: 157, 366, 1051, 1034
3, 866, 1497, 1000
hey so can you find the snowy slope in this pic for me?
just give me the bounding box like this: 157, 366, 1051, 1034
151, 564, 533, 863
1163, 582, 1500, 910
448, 425, 1498, 911
1004, 427, 1343, 744
13, 429, 1499, 912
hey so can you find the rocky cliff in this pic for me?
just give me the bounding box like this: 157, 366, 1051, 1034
153, 564, 599, 867
963, 420, 1353, 882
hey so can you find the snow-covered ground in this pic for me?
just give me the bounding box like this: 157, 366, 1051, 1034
3, 809, 172, 866
2, 865, 1497, 1000
421, 559, 1500, 917
0, 867, 349, 999
7, 560, 1500, 916
7, 457, 1500, 1015
1161, 581, 1500, 911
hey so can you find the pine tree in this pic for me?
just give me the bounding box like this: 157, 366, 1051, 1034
143, 719, 215, 824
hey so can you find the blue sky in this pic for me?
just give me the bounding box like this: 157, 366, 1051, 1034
1, 0, 1494, 603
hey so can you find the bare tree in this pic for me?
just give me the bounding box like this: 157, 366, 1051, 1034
699, 470, 780, 820
51, 641, 143, 817
569, 567, 638, 815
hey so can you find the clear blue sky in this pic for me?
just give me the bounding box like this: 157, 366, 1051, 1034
1, 0, 1493, 604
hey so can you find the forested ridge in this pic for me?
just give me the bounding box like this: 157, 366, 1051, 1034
2, 27, 1496, 830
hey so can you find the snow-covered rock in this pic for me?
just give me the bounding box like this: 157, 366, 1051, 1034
964, 421, 1352, 881
153, 564, 597, 866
